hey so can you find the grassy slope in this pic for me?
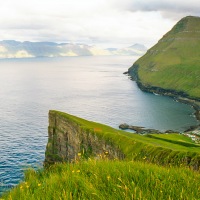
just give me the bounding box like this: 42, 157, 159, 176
2, 111, 200, 199
3, 160, 200, 200
54, 111, 200, 157
129, 16, 200, 99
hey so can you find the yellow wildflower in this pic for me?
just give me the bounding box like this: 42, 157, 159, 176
38, 183, 41, 187
78, 153, 81, 156
77, 170, 80, 173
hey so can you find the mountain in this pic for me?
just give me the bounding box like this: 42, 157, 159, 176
0, 40, 147, 58
107, 44, 147, 56
128, 16, 200, 100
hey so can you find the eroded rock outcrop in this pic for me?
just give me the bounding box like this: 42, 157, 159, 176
44, 110, 125, 165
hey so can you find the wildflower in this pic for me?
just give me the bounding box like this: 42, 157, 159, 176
107, 176, 111, 180
72, 170, 75, 173
105, 151, 109, 155
78, 153, 81, 156
125, 185, 128, 191
77, 170, 80, 173
26, 185, 29, 188
20, 186, 23, 189
94, 128, 102, 132
38, 183, 41, 187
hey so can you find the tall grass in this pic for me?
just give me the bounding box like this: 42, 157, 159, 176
2, 159, 200, 200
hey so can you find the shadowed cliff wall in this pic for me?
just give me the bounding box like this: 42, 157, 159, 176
45, 110, 125, 165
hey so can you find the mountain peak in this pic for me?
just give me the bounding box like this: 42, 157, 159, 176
128, 44, 147, 51
129, 15, 200, 99
170, 15, 200, 34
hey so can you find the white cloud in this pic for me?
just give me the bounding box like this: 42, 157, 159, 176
113, 0, 200, 19
0, 0, 199, 48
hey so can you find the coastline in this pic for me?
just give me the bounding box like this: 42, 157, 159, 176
127, 65, 200, 132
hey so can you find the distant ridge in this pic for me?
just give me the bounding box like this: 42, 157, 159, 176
0, 40, 147, 58
128, 16, 200, 99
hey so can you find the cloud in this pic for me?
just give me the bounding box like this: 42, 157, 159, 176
115, 0, 200, 19
0, 0, 198, 48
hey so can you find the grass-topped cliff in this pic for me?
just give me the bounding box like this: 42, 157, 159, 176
2, 111, 200, 199
45, 111, 200, 167
128, 16, 200, 100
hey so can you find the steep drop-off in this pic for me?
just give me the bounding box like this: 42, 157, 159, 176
128, 16, 200, 100
3, 111, 200, 199
45, 110, 125, 165
45, 110, 200, 170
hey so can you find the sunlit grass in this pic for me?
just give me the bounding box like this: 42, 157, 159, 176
3, 110, 200, 199
2, 159, 200, 200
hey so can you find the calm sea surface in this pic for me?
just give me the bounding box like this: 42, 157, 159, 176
0, 56, 199, 194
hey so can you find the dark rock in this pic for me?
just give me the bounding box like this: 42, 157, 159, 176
119, 123, 129, 129
165, 130, 175, 133
119, 123, 160, 134
184, 125, 200, 133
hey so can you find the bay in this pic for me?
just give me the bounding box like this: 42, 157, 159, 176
0, 56, 198, 194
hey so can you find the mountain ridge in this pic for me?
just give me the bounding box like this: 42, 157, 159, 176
128, 16, 200, 100
0, 40, 147, 58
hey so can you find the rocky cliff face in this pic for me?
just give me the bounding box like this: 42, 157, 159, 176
44, 111, 125, 165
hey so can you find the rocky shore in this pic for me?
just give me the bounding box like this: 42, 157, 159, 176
119, 123, 176, 134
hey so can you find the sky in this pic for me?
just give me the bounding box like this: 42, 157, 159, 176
0, 0, 199, 48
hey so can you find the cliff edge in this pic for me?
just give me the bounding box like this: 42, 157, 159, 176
45, 110, 200, 170
44, 110, 125, 165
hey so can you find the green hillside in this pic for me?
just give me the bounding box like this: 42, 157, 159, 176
128, 16, 200, 99
46, 111, 200, 167
2, 160, 200, 200
2, 111, 200, 199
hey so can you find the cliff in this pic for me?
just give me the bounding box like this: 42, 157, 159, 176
3, 111, 200, 199
128, 16, 200, 101
44, 110, 125, 165
45, 110, 200, 170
